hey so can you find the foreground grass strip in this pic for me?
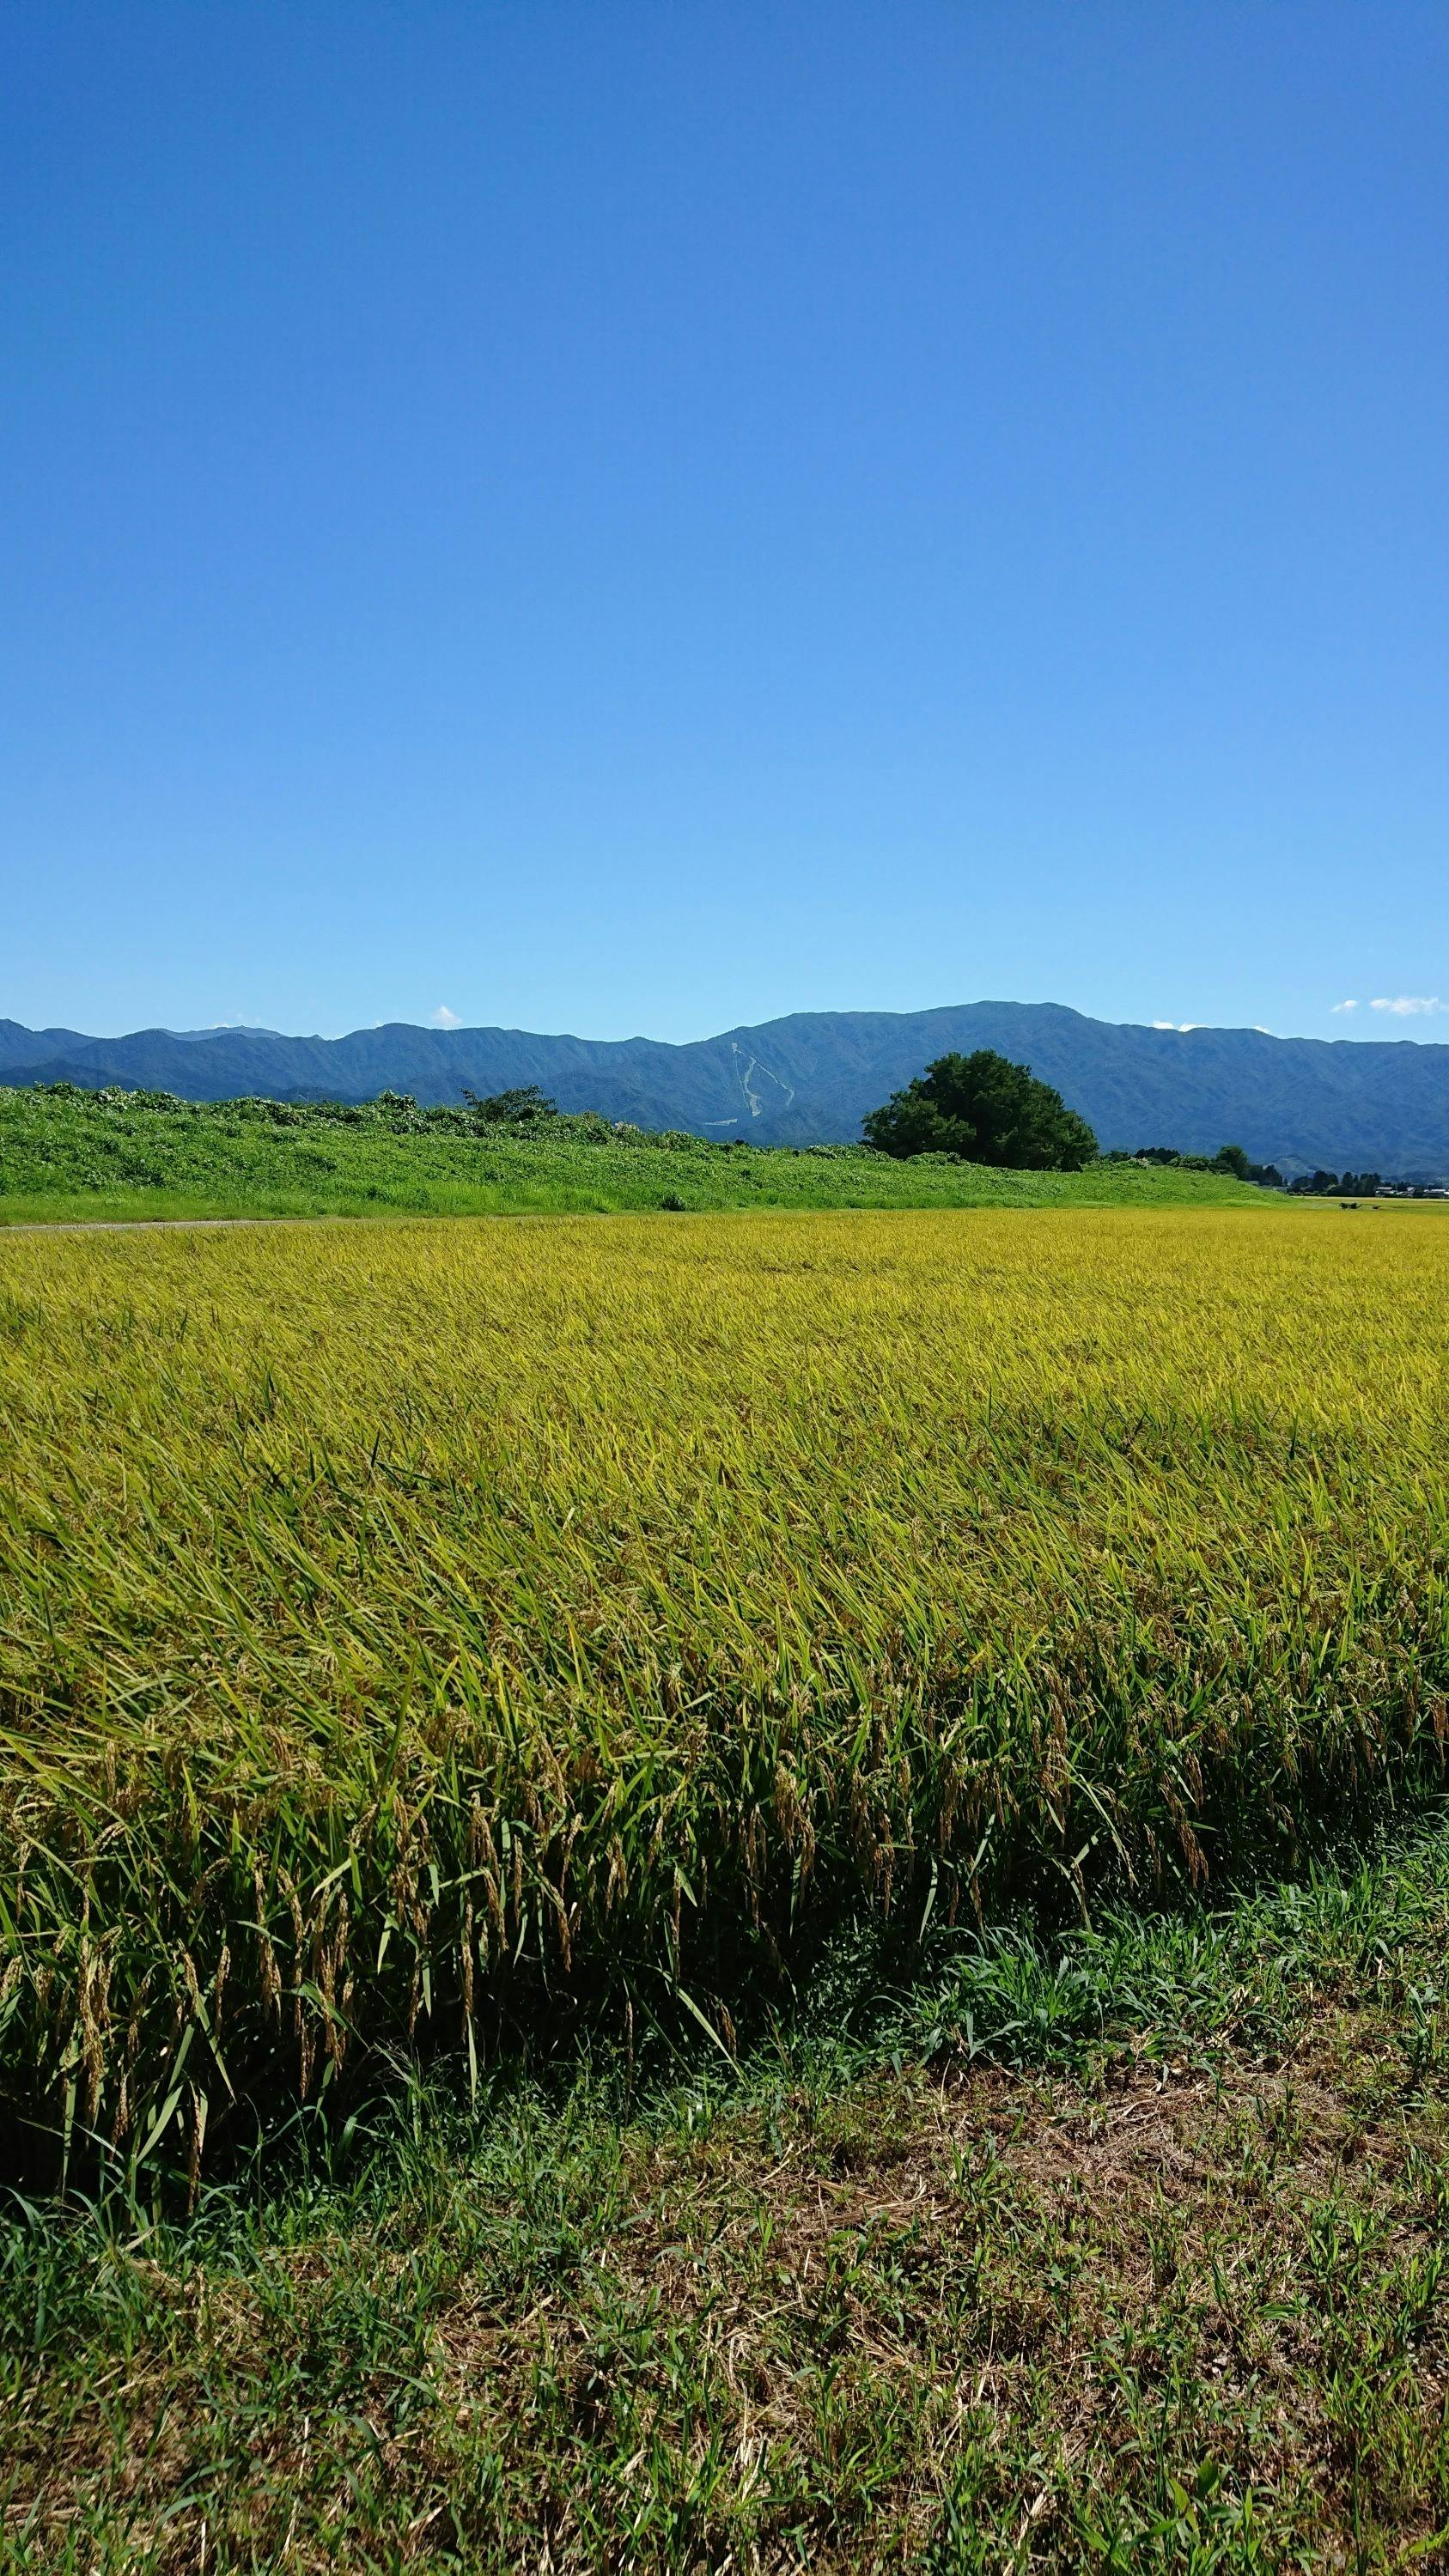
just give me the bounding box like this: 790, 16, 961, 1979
1, 1206, 1447, 2173
6, 1824, 1449, 2570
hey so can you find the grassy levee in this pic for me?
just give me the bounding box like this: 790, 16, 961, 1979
1, 1206, 1447, 2189
0, 1080, 1269, 1220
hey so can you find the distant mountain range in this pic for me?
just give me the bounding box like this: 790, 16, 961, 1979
3, 1004, 1448, 1177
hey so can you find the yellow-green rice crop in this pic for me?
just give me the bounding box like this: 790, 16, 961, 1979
2, 1206, 1446, 2177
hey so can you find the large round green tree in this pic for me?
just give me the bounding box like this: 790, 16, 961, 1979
862, 1049, 1098, 1169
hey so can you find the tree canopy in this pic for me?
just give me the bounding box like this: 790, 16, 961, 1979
862, 1050, 1098, 1170
462, 1084, 558, 1126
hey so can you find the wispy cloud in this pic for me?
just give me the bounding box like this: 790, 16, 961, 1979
1330, 999, 1358, 1013
1370, 995, 1441, 1017
429, 1004, 463, 1029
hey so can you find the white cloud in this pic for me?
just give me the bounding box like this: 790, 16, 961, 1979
1370, 995, 1441, 1017
1152, 1019, 1198, 1031
429, 1004, 463, 1029
1330, 999, 1358, 1013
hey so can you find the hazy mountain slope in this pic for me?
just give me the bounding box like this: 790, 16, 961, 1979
0, 1019, 97, 1072
7, 1003, 1449, 1173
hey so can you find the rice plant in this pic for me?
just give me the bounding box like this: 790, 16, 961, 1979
1, 1205, 1446, 2177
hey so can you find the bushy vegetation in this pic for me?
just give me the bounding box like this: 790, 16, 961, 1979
3, 1205, 1448, 2194
1128, 1147, 1420, 1195
863, 1050, 1098, 1168
1116, 1142, 1275, 1182
0, 1081, 1264, 1220
1288, 1166, 1383, 1197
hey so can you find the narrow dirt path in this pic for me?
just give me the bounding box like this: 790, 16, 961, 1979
0, 1214, 356, 1236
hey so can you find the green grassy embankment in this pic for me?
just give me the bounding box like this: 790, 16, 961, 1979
0, 1082, 1268, 1221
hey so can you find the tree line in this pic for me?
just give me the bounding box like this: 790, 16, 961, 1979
860, 1053, 1442, 1190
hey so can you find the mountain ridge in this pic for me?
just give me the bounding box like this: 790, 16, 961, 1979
3, 1003, 1448, 1176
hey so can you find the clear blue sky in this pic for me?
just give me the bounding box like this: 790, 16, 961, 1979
3, 2, 1446, 1044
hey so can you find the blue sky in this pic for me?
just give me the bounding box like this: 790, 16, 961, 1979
3, 2, 1446, 1044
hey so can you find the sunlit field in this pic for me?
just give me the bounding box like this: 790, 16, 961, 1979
3, 1204, 1446, 2186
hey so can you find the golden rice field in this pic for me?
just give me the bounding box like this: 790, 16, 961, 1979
2, 1206, 1447, 2179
